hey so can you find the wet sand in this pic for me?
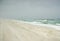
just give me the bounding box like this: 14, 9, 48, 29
0, 19, 60, 41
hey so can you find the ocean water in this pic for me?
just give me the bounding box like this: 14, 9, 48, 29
23, 19, 60, 25
22, 19, 60, 30
33, 19, 60, 26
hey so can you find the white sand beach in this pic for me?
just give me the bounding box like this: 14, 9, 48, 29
0, 19, 60, 41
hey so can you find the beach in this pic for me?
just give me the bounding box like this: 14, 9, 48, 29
0, 19, 60, 41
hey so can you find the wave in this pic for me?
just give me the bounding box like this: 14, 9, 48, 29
23, 19, 60, 30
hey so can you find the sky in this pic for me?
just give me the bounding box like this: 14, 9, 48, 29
0, 0, 60, 20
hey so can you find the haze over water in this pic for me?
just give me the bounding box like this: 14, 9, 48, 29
0, 0, 60, 20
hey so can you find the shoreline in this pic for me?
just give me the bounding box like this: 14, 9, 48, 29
0, 19, 60, 41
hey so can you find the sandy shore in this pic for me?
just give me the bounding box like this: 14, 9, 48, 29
0, 19, 60, 41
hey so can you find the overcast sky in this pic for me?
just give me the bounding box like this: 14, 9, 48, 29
0, 0, 60, 20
